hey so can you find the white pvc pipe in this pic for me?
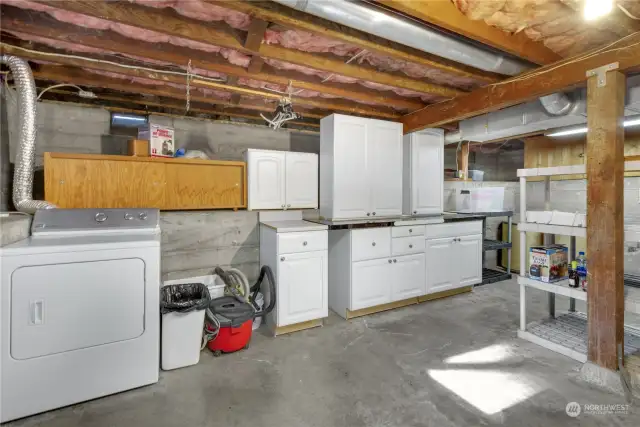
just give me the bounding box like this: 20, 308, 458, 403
274, 0, 530, 76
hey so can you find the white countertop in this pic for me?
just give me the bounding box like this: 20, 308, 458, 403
260, 220, 328, 233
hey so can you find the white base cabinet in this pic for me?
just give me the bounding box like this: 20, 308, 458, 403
260, 225, 328, 331
328, 226, 426, 318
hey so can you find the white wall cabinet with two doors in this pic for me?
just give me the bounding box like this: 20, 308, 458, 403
320, 114, 403, 219
328, 221, 482, 319
246, 149, 318, 210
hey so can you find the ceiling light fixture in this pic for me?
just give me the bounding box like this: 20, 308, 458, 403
584, 0, 613, 21
546, 117, 640, 137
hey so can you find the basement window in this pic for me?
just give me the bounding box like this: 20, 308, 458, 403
111, 113, 147, 128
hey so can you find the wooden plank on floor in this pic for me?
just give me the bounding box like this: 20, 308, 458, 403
417, 286, 473, 303
274, 318, 323, 336
346, 297, 419, 319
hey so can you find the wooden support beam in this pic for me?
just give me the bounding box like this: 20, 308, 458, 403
401, 32, 640, 133
218, 0, 500, 83
248, 57, 265, 74
0, 8, 423, 112
31, 2, 463, 98
226, 76, 238, 85
230, 93, 241, 105
586, 70, 626, 371
376, 0, 560, 66
244, 18, 268, 52
456, 141, 470, 180
0, 40, 401, 119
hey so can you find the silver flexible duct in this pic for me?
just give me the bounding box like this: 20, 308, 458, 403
539, 92, 576, 116
0, 55, 56, 213
274, 0, 530, 76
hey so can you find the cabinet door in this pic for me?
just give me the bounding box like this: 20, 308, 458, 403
333, 117, 370, 218
367, 120, 403, 217
457, 234, 482, 287
277, 251, 328, 327
391, 253, 426, 301
247, 150, 286, 210
351, 258, 392, 310
285, 152, 318, 209
411, 132, 443, 215
425, 237, 456, 294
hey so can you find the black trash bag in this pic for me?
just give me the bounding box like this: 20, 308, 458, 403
161, 283, 211, 314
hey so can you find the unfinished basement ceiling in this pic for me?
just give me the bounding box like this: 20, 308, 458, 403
453, 0, 640, 56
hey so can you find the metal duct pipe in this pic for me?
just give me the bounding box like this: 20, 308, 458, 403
539, 92, 576, 116
444, 131, 462, 145
0, 55, 55, 213
273, 0, 530, 76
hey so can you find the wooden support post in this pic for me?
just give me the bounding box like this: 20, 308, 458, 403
586, 69, 626, 370
248, 57, 265, 74
456, 141, 469, 179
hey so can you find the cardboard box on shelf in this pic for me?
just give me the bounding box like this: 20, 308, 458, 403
529, 244, 568, 283
138, 124, 175, 157
127, 139, 149, 157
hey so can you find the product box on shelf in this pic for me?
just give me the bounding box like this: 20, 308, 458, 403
528, 244, 568, 283
138, 123, 175, 157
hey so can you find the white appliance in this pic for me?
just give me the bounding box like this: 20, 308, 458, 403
0, 208, 161, 422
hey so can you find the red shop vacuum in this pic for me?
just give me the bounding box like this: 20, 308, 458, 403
204, 266, 275, 356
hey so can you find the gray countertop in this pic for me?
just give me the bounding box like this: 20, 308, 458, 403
305, 213, 485, 230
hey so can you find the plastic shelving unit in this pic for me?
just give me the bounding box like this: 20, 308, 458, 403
517, 164, 640, 362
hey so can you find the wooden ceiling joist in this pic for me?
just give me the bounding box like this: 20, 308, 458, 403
0, 7, 424, 112
30, 64, 329, 119
244, 18, 269, 53
376, 0, 561, 66
401, 32, 640, 134
32, 1, 463, 99
218, 0, 501, 84
0, 41, 402, 119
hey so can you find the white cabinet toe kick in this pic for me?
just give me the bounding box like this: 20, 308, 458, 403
328, 221, 482, 319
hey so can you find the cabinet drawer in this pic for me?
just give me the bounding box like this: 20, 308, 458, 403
424, 221, 482, 239
351, 228, 391, 262
392, 225, 425, 238
278, 231, 327, 254
391, 236, 425, 256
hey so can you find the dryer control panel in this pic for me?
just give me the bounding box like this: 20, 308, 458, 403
31, 208, 160, 235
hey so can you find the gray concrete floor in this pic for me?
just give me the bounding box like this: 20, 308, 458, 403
8, 278, 640, 427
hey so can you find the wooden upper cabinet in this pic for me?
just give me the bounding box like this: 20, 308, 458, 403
44, 153, 246, 210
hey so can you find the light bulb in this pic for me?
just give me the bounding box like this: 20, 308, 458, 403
584, 0, 613, 21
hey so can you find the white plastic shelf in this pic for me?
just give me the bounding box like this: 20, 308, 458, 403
519, 275, 640, 314
517, 161, 640, 177
518, 312, 640, 363
517, 222, 586, 237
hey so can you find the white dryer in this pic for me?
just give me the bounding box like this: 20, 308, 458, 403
0, 208, 161, 422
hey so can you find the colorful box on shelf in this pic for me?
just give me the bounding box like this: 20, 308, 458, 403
528, 244, 568, 283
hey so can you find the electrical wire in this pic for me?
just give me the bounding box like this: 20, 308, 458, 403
618, 4, 640, 20
0, 42, 226, 84
321, 49, 368, 83
37, 83, 85, 100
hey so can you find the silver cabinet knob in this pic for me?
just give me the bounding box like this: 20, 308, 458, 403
281, 257, 285, 261
372, 242, 376, 246
409, 244, 413, 248
393, 259, 397, 263
281, 204, 285, 208
409, 229, 412, 233
95, 212, 107, 222
124, 213, 134, 220
303, 241, 308, 246
388, 259, 392, 263
138, 212, 148, 220
287, 204, 291, 208
372, 212, 376, 216
367, 213, 370, 216
413, 210, 417, 214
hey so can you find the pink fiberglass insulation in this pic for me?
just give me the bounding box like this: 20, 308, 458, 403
130, 0, 252, 30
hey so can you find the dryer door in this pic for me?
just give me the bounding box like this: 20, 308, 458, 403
11, 258, 145, 360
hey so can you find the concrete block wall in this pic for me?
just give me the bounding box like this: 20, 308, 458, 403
4, 102, 319, 281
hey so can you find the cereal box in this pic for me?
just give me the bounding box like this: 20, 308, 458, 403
528, 244, 568, 283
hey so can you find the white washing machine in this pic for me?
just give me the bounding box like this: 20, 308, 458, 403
0, 208, 161, 422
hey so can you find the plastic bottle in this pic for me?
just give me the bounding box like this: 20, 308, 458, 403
568, 260, 579, 288
576, 252, 587, 291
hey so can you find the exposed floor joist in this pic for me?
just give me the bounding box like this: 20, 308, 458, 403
0, 6, 424, 112
376, 0, 561, 66
0, 41, 401, 120
33, 1, 464, 98
218, 0, 501, 84
401, 32, 640, 133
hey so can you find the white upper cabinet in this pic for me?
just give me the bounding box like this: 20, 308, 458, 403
247, 149, 286, 210
403, 129, 444, 215
320, 114, 403, 219
246, 149, 318, 210
285, 152, 318, 209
